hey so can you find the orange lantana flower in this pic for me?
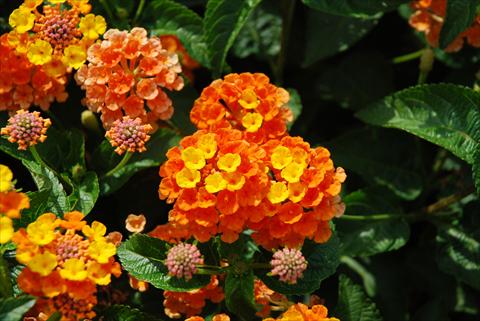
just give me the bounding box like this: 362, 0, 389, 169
160, 35, 200, 82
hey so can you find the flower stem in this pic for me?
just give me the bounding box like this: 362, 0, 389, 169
337, 213, 404, 221
392, 49, 424, 64
133, 0, 146, 25
104, 152, 133, 177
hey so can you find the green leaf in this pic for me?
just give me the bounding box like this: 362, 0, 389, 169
0, 256, 12, 298
302, 0, 407, 18
16, 191, 49, 228
327, 128, 423, 200
98, 128, 180, 195
21, 161, 69, 216
101, 305, 162, 321
68, 171, 99, 214
0, 138, 33, 163
259, 235, 340, 295
337, 188, 410, 257
286, 88, 303, 130
117, 234, 210, 291
169, 85, 198, 136
439, 0, 480, 49
217, 233, 259, 264
303, 11, 378, 66
335, 275, 382, 321
204, 0, 262, 76
45, 312, 62, 321
0, 296, 35, 321
436, 201, 480, 290
149, 0, 209, 67
356, 84, 480, 165
473, 149, 480, 194
224, 270, 256, 321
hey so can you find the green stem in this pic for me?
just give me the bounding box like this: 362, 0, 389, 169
133, 0, 146, 25
273, 0, 295, 85
392, 49, 424, 64
99, 0, 115, 22
340, 256, 376, 296
417, 70, 429, 84
104, 152, 133, 177
337, 213, 404, 221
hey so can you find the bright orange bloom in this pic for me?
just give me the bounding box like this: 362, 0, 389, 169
0, 34, 68, 112
24, 293, 97, 321
163, 276, 224, 318
75, 28, 184, 127
160, 35, 200, 82
409, 0, 480, 52
190, 73, 292, 144
12, 212, 121, 307
255, 280, 290, 318
263, 303, 340, 321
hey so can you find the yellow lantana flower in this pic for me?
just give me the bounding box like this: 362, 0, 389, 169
0, 164, 13, 192
268, 182, 289, 204
9, 8, 35, 34
79, 14, 107, 40
281, 163, 305, 183
62, 45, 87, 69
28, 252, 57, 276
26, 213, 57, 245
205, 172, 227, 194
87, 262, 111, 285
271, 146, 293, 170
0, 216, 14, 244
82, 221, 107, 240
60, 258, 88, 281
181, 147, 206, 170
197, 133, 217, 159
224, 172, 246, 191
27, 40, 53, 65
176, 168, 201, 188
217, 153, 241, 173
238, 88, 259, 109
88, 240, 116, 264
242, 112, 263, 133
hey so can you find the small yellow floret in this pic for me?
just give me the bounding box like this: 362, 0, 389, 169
82, 221, 107, 240
181, 147, 206, 170
217, 153, 241, 173
238, 88, 260, 109
242, 113, 263, 132
0, 216, 14, 244
176, 168, 201, 188
271, 146, 292, 170
197, 133, 217, 159
9, 8, 35, 34
60, 258, 88, 281
205, 172, 227, 193
0, 165, 13, 192
26, 214, 57, 246
87, 262, 111, 285
288, 182, 307, 203
63, 45, 87, 69
79, 14, 107, 40
223, 172, 246, 191
267, 182, 289, 204
28, 252, 57, 276
88, 240, 116, 264
281, 163, 305, 183
27, 40, 53, 65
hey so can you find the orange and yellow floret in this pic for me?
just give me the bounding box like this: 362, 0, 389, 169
409, 0, 480, 52
75, 27, 184, 127
8, 0, 105, 70
156, 127, 345, 249
190, 73, 292, 144
12, 211, 121, 321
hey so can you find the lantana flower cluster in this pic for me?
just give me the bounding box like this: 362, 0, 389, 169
157, 72, 346, 249
409, 0, 480, 52
12, 211, 121, 320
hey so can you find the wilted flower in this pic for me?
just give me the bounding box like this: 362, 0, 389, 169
125, 214, 147, 233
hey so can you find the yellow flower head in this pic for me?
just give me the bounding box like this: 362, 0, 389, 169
26, 213, 57, 246
205, 172, 227, 194
197, 133, 217, 159
0, 216, 14, 244
87, 261, 111, 285
176, 168, 201, 188
217, 153, 241, 173
27, 40, 53, 65
0, 165, 13, 192
63, 45, 87, 69
281, 163, 305, 183
88, 240, 116, 264
79, 14, 106, 40
238, 88, 259, 109
60, 258, 88, 281
242, 113, 263, 133
271, 146, 292, 170
9, 8, 35, 34
28, 251, 57, 276
181, 147, 206, 170
268, 182, 289, 204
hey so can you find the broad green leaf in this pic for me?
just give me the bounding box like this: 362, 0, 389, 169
68, 171, 99, 214
0, 256, 12, 297
259, 236, 340, 295
335, 275, 382, 321
149, 0, 209, 67
62, 129, 86, 171
0, 138, 33, 163
117, 234, 210, 291
286, 88, 303, 130
327, 128, 423, 200
204, 0, 262, 76
436, 201, 480, 290
302, 0, 407, 18
337, 188, 410, 257
101, 305, 162, 321
439, 0, 480, 49
473, 149, 480, 194
356, 84, 480, 165
15, 191, 49, 228
232, 2, 281, 60
0, 296, 35, 321
303, 11, 378, 66
224, 270, 256, 321
98, 128, 180, 195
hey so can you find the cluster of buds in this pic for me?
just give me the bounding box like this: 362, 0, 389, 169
1, 110, 51, 150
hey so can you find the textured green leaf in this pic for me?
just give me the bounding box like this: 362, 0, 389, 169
286, 88, 303, 130
356, 84, 480, 165
149, 0, 209, 67
224, 270, 256, 321
68, 171, 99, 214
338, 188, 410, 257
303, 11, 378, 66
302, 0, 407, 18
436, 201, 480, 290
0, 256, 12, 298
259, 236, 340, 295
473, 149, 480, 195
0, 296, 35, 321
117, 234, 210, 291
439, 0, 480, 49
16, 191, 49, 228
335, 275, 382, 321
204, 0, 262, 76
327, 128, 423, 200
101, 305, 162, 321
